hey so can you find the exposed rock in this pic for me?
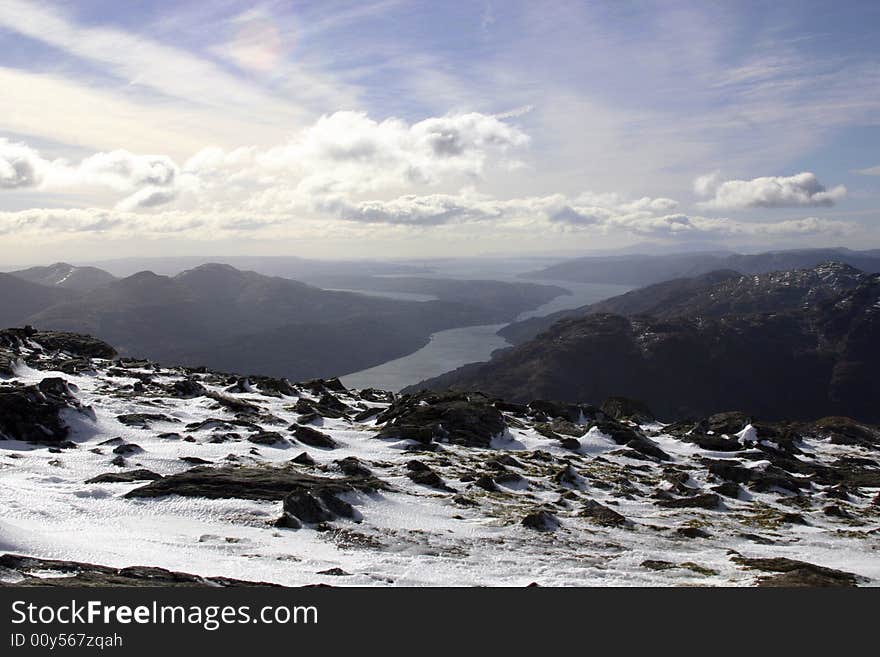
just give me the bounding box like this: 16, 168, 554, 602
125, 465, 387, 502
291, 425, 338, 449
580, 499, 628, 526
521, 509, 561, 532
0, 554, 273, 587
375, 391, 506, 448
117, 413, 178, 428
601, 397, 654, 424
0, 378, 90, 444
656, 493, 721, 509
86, 469, 162, 483
732, 556, 860, 587
247, 431, 286, 446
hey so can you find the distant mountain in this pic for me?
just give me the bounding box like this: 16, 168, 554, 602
524, 248, 880, 286
9, 262, 116, 291
84, 255, 429, 279
409, 263, 880, 422
21, 263, 563, 380
0, 273, 75, 328
501, 262, 864, 344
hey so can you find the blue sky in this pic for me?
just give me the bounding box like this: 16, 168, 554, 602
0, 0, 878, 263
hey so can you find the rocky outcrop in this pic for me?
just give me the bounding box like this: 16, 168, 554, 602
0, 377, 91, 444
375, 391, 506, 447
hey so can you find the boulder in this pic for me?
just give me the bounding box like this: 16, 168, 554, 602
0, 377, 90, 444
375, 391, 506, 448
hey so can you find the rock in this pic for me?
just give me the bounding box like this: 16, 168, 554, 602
283, 492, 336, 524
591, 419, 670, 461
528, 400, 583, 422
657, 493, 721, 510
705, 459, 806, 493
86, 469, 162, 483
677, 526, 711, 539
711, 481, 743, 499
116, 413, 178, 428
0, 377, 90, 444
337, 456, 372, 477
806, 417, 880, 449
179, 456, 212, 465
732, 556, 860, 587
474, 474, 500, 492
316, 567, 351, 576
406, 459, 431, 472
642, 560, 677, 571
0, 554, 274, 587
407, 468, 453, 491
112, 443, 142, 455
291, 425, 338, 449
248, 431, 286, 446
600, 397, 654, 424
580, 499, 628, 526
273, 513, 302, 530
453, 495, 478, 506
32, 331, 117, 359
168, 379, 207, 398
291, 452, 316, 466
521, 509, 561, 532
375, 391, 506, 448
126, 464, 387, 502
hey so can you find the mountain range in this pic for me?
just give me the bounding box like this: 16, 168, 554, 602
410, 262, 880, 422
0, 262, 564, 380
524, 247, 880, 286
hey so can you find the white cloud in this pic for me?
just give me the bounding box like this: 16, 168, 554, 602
695, 171, 847, 209
855, 165, 880, 176
0, 139, 46, 189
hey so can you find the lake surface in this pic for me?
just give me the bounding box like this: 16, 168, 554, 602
341, 279, 632, 392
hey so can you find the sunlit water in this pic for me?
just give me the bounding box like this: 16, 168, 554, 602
341, 279, 632, 392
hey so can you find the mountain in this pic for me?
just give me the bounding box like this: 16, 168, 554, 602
524, 248, 880, 286
501, 262, 864, 344
0, 273, 76, 328
1, 327, 877, 586
8, 262, 116, 291
410, 264, 880, 422
21, 263, 564, 380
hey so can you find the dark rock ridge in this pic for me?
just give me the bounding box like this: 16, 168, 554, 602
0, 377, 92, 444
375, 390, 506, 448
0, 554, 274, 587
411, 266, 880, 422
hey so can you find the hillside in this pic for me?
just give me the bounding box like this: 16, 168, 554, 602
22, 263, 564, 380
525, 248, 880, 286
9, 262, 116, 291
411, 265, 880, 422
0, 273, 76, 328
501, 262, 864, 344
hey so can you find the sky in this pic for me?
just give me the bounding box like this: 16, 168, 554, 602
0, 0, 879, 264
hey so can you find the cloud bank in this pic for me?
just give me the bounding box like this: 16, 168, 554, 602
695, 172, 847, 209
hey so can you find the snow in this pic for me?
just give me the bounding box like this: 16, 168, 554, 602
1, 354, 879, 587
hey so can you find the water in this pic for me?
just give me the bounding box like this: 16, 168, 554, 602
341, 279, 633, 392
342, 324, 510, 391
323, 288, 437, 302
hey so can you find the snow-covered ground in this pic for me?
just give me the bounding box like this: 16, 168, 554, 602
1, 335, 878, 587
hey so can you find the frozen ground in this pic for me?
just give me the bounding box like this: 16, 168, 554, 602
0, 331, 878, 587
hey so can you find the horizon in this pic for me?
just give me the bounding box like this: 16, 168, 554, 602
1, 0, 879, 264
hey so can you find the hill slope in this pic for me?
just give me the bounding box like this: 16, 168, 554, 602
9, 262, 116, 291
23, 263, 563, 380
501, 262, 864, 344
411, 265, 880, 422
525, 248, 880, 286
